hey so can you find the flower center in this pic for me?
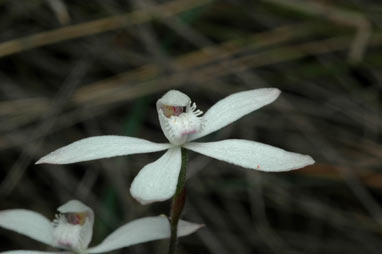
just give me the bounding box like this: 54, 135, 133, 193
66, 212, 88, 225
53, 212, 89, 251
162, 105, 185, 118
160, 102, 203, 145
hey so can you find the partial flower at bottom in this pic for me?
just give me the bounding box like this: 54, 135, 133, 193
0, 200, 202, 254
36, 88, 315, 205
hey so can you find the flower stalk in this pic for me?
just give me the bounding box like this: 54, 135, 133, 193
168, 148, 188, 254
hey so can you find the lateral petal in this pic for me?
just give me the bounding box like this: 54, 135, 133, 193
130, 147, 181, 205
0, 209, 54, 246
36, 135, 171, 164
87, 216, 202, 253
188, 88, 281, 141
184, 139, 314, 172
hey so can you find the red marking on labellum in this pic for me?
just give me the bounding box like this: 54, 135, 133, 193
163, 105, 184, 118
66, 212, 87, 225
257, 165, 260, 169
58, 241, 72, 248
181, 129, 197, 135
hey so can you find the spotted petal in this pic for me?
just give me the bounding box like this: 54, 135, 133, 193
130, 147, 181, 205
87, 216, 202, 253
184, 139, 314, 171
36, 135, 171, 164
188, 88, 281, 141
0, 209, 54, 246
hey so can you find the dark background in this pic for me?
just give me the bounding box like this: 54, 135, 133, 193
0, 0, 381, 253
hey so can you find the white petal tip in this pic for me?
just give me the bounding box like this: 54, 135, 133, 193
130, 186, 157, 205
58, 200, 91, 213
266, 87, 281, 100
130, 186, 150, 205
284, 154, 315, 171
35, 154, 62, 165
279, 154, 316, 172
157, 90, 191, 107
133, 197, 154, 206
35, 158, 47, 164
178, 220, 204, 236
273, 88, 281, 96
302, 155, 315, 167
130, 193, 169, 206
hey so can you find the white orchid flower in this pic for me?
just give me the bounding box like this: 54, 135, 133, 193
36, 88, 315, 205
0, 200, 201, 254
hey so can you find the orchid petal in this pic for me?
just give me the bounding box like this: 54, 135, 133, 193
184, 139, 314, 172
0, 251, 71, 254
56, 200, 94, 249
177, 219, 204, 236
130, 147, 181, 205
188, 88, 281, 141
36, 135, 171, 164
157, 90, 191, 107
0, 210, 54, 246
57, 200, 92, 214
87, 216, 202, 253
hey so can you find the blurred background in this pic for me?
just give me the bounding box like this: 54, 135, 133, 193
0, 0, 381, 253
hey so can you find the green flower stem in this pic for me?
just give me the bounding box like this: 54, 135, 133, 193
168, 148, 188, 254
